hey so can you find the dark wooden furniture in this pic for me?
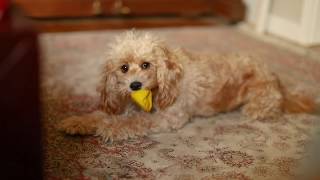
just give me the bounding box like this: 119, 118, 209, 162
0, 12, 42, 180
12, 0, 245, 32
13, 0, 245, 20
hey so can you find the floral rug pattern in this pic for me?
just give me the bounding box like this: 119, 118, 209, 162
40, 27, 320, 180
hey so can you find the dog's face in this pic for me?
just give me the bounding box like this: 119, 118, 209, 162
99, 31, 182, 114
112, 56, 158, 94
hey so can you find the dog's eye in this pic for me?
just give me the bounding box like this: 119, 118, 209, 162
121, 64, 129, 73
141, 62, 150, 70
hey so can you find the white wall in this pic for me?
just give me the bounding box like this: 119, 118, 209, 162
242, 0, 260, 26
270, 0, 303, 23
243, 0, 304, 26
243, 0, 320, 46
315, 2, 320, 42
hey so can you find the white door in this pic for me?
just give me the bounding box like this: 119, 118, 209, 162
257, 0, 320, 46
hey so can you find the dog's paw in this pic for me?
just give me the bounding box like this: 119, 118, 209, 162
57, 116, 96, 135
95, 122, 138, 143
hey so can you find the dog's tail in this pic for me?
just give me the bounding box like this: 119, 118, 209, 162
281, 86, 316, 113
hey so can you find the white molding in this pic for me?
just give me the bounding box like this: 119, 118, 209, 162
256, 0, 272, 33
316, 1, 320, 43
300, 0, 316, 45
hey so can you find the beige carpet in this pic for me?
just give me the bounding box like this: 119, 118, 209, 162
40, 26, 320, 180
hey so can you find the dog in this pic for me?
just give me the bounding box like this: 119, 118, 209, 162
58, 31, 315, 143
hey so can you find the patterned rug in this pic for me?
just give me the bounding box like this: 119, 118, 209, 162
40, 26, 320, 180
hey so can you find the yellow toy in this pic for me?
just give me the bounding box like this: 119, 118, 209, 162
130, 89, 153, 112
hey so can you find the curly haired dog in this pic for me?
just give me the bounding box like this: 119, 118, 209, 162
58, 31, 315, 142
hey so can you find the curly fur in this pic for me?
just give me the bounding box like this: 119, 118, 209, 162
58, 31, 315, 142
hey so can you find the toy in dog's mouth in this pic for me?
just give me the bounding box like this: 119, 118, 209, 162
130, 89, 152, 112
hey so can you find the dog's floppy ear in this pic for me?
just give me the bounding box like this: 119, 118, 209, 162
155, 48, 183, 109
97, 62, 124, 114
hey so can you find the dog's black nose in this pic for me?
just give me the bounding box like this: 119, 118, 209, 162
130, 81, 142, 91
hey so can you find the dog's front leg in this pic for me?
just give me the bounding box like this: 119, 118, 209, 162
95, 112, 190, 142
58, 110, 107, 135
59, 110, 190, 142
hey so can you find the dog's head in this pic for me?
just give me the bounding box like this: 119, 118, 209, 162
99, 31, 183, 114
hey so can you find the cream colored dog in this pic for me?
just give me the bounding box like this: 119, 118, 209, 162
58, 31, 315, 142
